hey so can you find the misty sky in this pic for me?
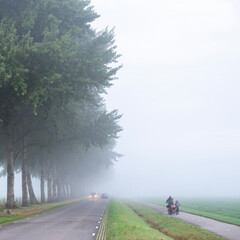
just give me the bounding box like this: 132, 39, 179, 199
0, 0, 239, 199
91, 0, 240, 197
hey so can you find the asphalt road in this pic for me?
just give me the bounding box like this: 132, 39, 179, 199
0, 198, 108, 240
134, 200, 240, 240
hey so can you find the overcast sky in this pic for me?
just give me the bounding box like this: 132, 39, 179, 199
91, 0, 240, 197
1, 0, 239, 199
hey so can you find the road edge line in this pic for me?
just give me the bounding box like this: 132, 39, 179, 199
95, 200, 109, 240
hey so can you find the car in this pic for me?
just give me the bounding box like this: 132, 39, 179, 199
101, 192, 109, 199
89, 192, 98, 199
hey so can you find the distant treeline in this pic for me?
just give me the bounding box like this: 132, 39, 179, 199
0, 0, 122, 208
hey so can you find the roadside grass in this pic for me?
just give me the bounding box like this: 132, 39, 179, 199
0, 200, 6, 210
126, 201, 225, 240
179, 207, 240, 226
0, 198, 83, 226
107, 199, 173, 240
143, 197, 240, 226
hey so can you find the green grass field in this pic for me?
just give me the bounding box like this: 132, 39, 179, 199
107, 199, 225, 240
143, 197, 240, 226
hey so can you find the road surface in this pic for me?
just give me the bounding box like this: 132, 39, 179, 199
0, 198, 108, 240
134, 200, 240, 240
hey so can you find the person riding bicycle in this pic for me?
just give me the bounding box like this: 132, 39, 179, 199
175, 200, 180, 212
166, 196, 173, 210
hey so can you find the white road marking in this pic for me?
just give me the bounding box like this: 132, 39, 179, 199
92, 233, 95, 236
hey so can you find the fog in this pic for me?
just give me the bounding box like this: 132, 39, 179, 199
91, 0, 240, 197
0, 0, 240, 200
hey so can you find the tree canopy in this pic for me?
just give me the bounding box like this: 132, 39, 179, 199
0, 0, 122, 208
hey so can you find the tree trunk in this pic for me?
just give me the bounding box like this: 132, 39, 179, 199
52, 178, 57, 202
62, 182, 67, 200
57, 177, 63, 201
40, 165, 45, 203
47, 174, 53, 203
27, 170, 39, 205
22, 135, 28, 207
70, 180, 75, 199
66, 181, 70, 199
6, 133, 16, 209
52, 163, 57, 202
21, 157, 28, 206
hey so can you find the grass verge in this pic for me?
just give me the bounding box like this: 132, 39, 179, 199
107, 199, 173, 240
0, 198, 83, 226
126, 201, 226, 240
179, 206, 240, 226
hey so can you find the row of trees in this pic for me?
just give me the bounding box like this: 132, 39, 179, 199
0, 0, 122, 208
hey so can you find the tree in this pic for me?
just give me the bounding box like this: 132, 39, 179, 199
0, 0, 121, 208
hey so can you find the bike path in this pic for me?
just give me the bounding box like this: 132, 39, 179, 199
133, 200, 240, 240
